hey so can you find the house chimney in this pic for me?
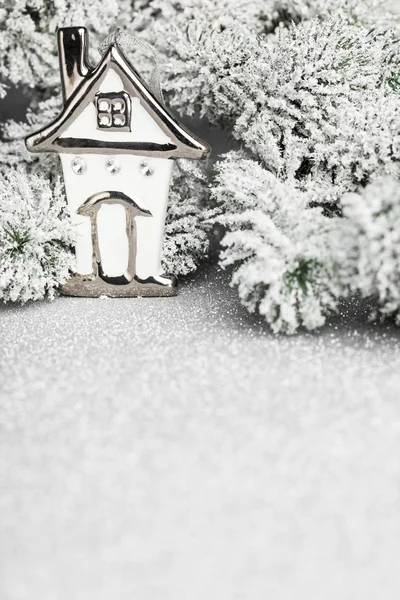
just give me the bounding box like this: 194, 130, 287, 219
57, 27, 92, 103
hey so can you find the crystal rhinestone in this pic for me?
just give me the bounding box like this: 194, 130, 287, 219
105, 158, 121, 175
71, 156, 87, 175
139, 161, 154, 177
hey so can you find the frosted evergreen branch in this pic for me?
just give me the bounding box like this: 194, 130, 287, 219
339, 177, 400, 322
210, 154, 343, 334
0, 169, 75, 303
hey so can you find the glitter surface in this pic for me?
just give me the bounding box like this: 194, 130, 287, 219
1, 266, 400, 599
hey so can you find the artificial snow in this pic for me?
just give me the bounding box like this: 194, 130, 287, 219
1, 266, 400, 599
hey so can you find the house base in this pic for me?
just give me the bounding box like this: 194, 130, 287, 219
60, 273, 178, 298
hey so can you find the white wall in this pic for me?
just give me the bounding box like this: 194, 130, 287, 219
60, 153, 173, 279
59, 69, 172, 145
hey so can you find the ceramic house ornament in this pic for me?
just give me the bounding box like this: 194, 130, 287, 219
25, 27, 210, 297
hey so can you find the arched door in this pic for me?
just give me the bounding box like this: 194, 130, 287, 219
77, 191, 151, 285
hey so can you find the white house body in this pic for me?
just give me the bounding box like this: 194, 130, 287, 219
25, 27, 210, 297
59, 69, 174, 279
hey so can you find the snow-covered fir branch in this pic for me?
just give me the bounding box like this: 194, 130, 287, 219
163, 159, 210, 276
0, 0, 119, 98
268, 0, 398, 30
339, 177, 400, 323
0, 97, 61, 175
0, 169, 75, 303
162, 17, 400, 202
159, 13, 400, 331
210, 154, 342, 334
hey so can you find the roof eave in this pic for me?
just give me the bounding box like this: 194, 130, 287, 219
25, 137, 210, 160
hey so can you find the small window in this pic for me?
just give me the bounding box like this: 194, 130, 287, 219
95, 91, 131, 132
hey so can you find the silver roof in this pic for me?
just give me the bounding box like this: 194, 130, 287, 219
25, 30, 210, 160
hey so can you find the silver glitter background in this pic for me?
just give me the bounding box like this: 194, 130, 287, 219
1, 265, 400, 599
